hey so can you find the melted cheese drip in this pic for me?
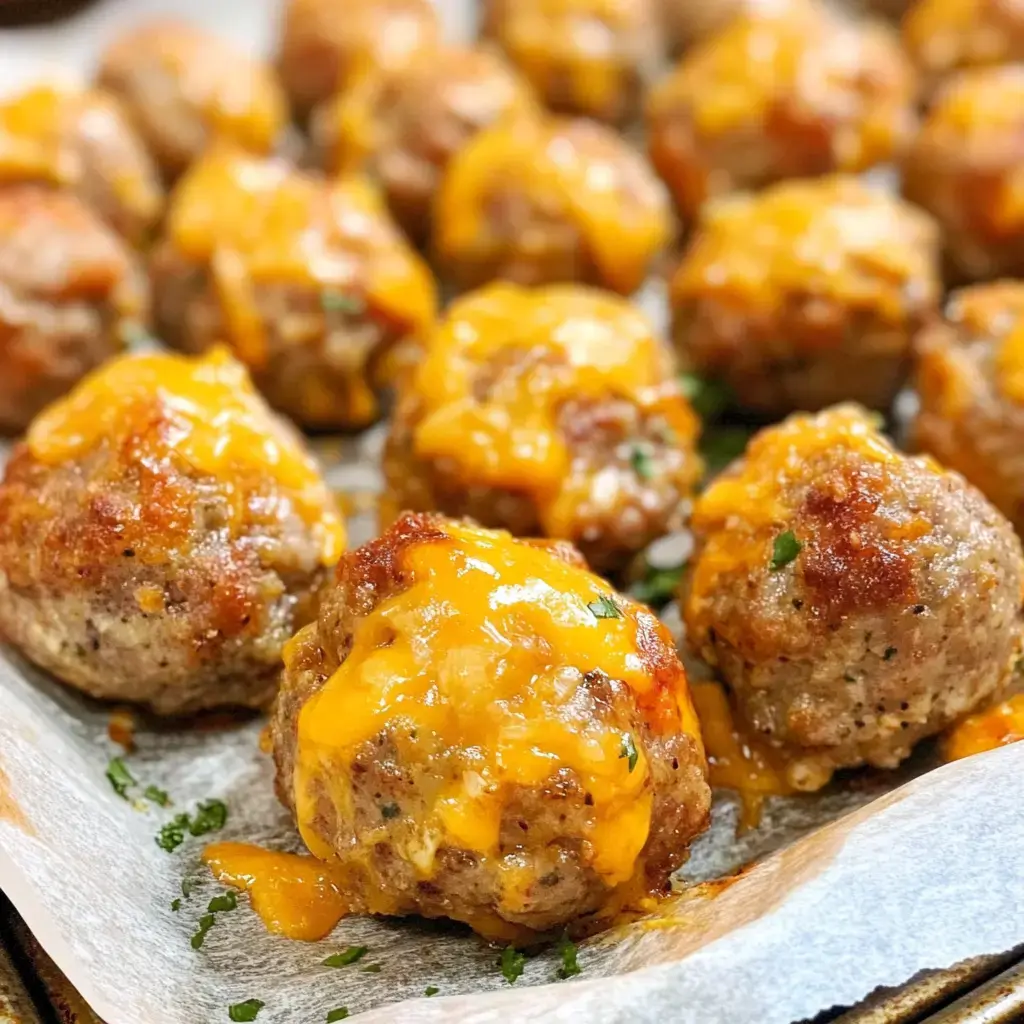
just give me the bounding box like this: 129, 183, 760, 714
435, 118, 669, 295
672, 177, 937, 324
28, 348, 345, 564
411, 283, 696, 533
996, 316, 1024, 403
942, 694, 1024, 762
167, 148, 436, 367
690, 682, 793, 831
295, 520, 700, 890
204, 842, 349, 941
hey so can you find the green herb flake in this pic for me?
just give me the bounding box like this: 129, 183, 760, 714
619, 734, 639, 773
360, 964, 382, 974
191, 913, 216, 950
380, 802, 401, 820
189, 799, 228, 836
631, 563, 685, 608
587, 595, 622, 620
883, 646, 898, 661
181, 878, 195, 898
208, 891, 238, 914
424, 986, 439, 997
326, 1010, 350, 1023
679, 373, 732, 420
143, 785, 170, 807
105, 757, 135, 799
556, 933, 581, 979
321, 290, 366, 316
171, 898, 182, 912
228, 999, 264, 1021
156, 813, 191, 853
322, 946, 368, 968
630, 445, 655, 481
770, 531, 802, 571
500, 945, 526, 985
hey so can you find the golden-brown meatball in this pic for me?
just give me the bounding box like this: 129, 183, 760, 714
310, 46, 537, 243
659, 0, 795, 53
481, 0, 661, 124
914, 282, 1024, 534
903, 0, 1024, 90
270, 512, 710, 938
0, 184, 146, 433
903, 66, 1024, 281
0, 83, 162, 243
384, 284, 702, 575
0, 348, 345, 715
435, 116, 672, 295
647, 2, 916, 222
97, 19, 289, 179
277, 0, 440, 119
684, 405, 1024, 790
670, 176, 942, 416
151, 147, 437, 431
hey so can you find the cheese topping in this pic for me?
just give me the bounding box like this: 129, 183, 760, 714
943, 693, 1024, 762
294, 520, 700, 889
409, 283, 697, 532
28, 348, 345, 564
672, 177, 938, 325
435, 118, 670, 295
167, 148, 437, 367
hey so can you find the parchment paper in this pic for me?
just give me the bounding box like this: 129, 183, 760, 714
1, 2, 1024, 1022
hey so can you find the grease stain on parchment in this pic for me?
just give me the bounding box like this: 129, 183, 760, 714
0, 761, 34, 836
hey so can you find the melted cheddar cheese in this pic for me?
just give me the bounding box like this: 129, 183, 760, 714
204, 842, 349, 941
409, 283, 698, 534
166, 148, 436, 369
943, 693, 1024, 762
28, 348, 345, 564
435, 118, 670, 296
294, 520, 701, 894
671, 177, 939, 326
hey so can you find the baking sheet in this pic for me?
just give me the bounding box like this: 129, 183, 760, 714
1, 2, 1023, 1022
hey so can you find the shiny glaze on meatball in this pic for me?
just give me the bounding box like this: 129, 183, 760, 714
271, 512, 710, 938
383, 283, 703, 575
684, 405, 1024, 790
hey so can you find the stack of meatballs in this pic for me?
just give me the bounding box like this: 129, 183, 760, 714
0, 0, 1022, 943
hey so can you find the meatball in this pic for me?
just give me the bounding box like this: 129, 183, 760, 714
903, 0, 1024, 91
0, 184, 146, 433
383, 284, 702, 576
435, 117, 672, 295
481, 0, 661, 124
277, 0, 440, 119
310, 46, 537, 243
669, 176, 942, 417
659, 0, 795, 53
646, 2, 916, 222
0, 83, 162, 243
0, 348, 345, 715
913, 282, 1024, 534
97, 19, 289, 180
684, 405, 1024, 790
151, 147, 437, 431
903, 66, 1024, 282
270, 512, 710, 937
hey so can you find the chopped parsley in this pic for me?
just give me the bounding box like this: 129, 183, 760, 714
630, 445, 655, 481
228, 999, 264, 1021
380, 802, 401, 820
883, 647, 898, 661
190, 799, 228, 836
631, 562, 685, 608
105, 758, 136, 799
770, 531, 802, 571
143, 785, 170, 807
424, 986, 439, 997
322, 946, 368, 968
208, 891, 238, 914
360, 964, 382, 974
321, 290, 366, 316
587, 595, 622, 620
556, 933, 581, 979
679, 373, 732, 420
171, 899, 182, 912
700, 425, 752, 477
500, 945, 525, 985
619, 734, 638, 773
326, 1010, 350, 1023
191, 913, 216, 950
181, 878, 196, 898
156, 814, 191, 853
